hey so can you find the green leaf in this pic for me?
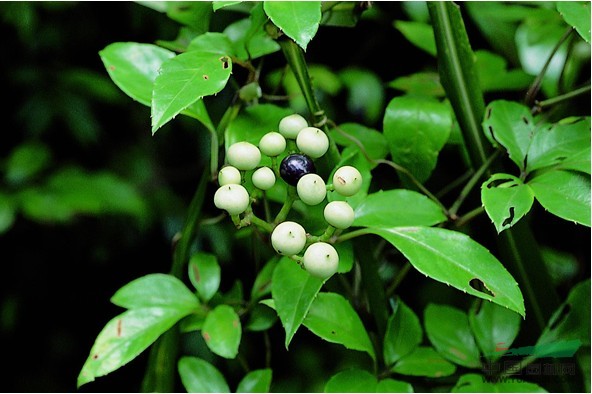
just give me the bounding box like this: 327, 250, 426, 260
99, 42, 214, 131
263, 1, 321, 51
250, 256, 279, 301
368, 226, 525, 317
77, 307, 193, 387
111, 273, 199, 310
376, 378, 414, 393
541, 247, 580, 287
329, 123, 388, 162
165, 2, 212, 34
99, 42, 174, 106
5, 143, 52, 185
187, 32, 235, 56
324, 368, 377, 393
236, 369, 272, 393
151, 51, 232, 133
271, 257, 323, 348
481, 173, 535, 233
201, 304, 242, 359
178, 356, 230, 393
223, 4, 280, 60
338, 68, 385, 124
213, 1, 243, 11
451, 373, 548, 393
0, 193, 16, 234
383, 95, 452, 183
320, 1, 362, 27
469, 299, 521, 362
424, 304, 481, 368
526, 117, 591, 173
388, 72, 445, 97
483, 100, 534, 171
383, 297, 423, 366
474, 50, 532, 92
394, 20, 436, 56
557, 1, 591, 43
335, 241, 354, 274
353, 189, 447, 228
391, 346, 456, 378
528, 170, 591, 227
189, 252, 221, 302
245, 303, 277, 332
303, 292, 375, 361
537, 279, 590, 348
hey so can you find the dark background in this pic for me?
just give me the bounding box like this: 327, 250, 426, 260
0, 2, 589, 392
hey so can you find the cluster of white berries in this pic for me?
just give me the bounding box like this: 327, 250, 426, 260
213, 113, 363, 280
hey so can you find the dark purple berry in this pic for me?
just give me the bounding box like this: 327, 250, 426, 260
280, 154, 316, 186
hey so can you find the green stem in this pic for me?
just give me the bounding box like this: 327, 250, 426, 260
335, 228, 373, 243
449, 149, 501, 219
429, 2, 489, 171
533, 84, 591, 113
274, 186, 297, 224
142, 168, 209, 392
308, 225, 336, 243
385, 262, 412, 297
524, 27, 573, 107
278, 38, 340, 165
429, 1, 561, 346
454, 206, 485, 228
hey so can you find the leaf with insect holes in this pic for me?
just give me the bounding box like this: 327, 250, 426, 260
151, 50, 232, 133
99, 42, 214, 132
367, 226, 525, 317
482, 100, 535, 171
481, 173, 535, 233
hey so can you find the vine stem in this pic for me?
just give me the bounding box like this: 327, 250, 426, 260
277, 37, 341, 165
330, 120, 448, 216
533, 84, 591, 113
524, 27, 574, 107
448, 149, 501, 219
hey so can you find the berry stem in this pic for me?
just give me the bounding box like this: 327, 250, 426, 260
274, 186, 297, 224
334, 228, 373, 243
308, 225, 336, 244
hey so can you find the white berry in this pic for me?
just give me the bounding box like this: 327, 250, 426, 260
252, 167, 276, 190
227, 142, 261, 170
218, 166, 241, 186
278, 114, 308, 139
259, 132, 286, 157
296, 127, 329, 159
324, 201, 355, 229
271, 221, 307, 256
214, 184, 250, 215
296, 173, 327, 205
333, 166, 363, 197
302, 242, 339, 279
